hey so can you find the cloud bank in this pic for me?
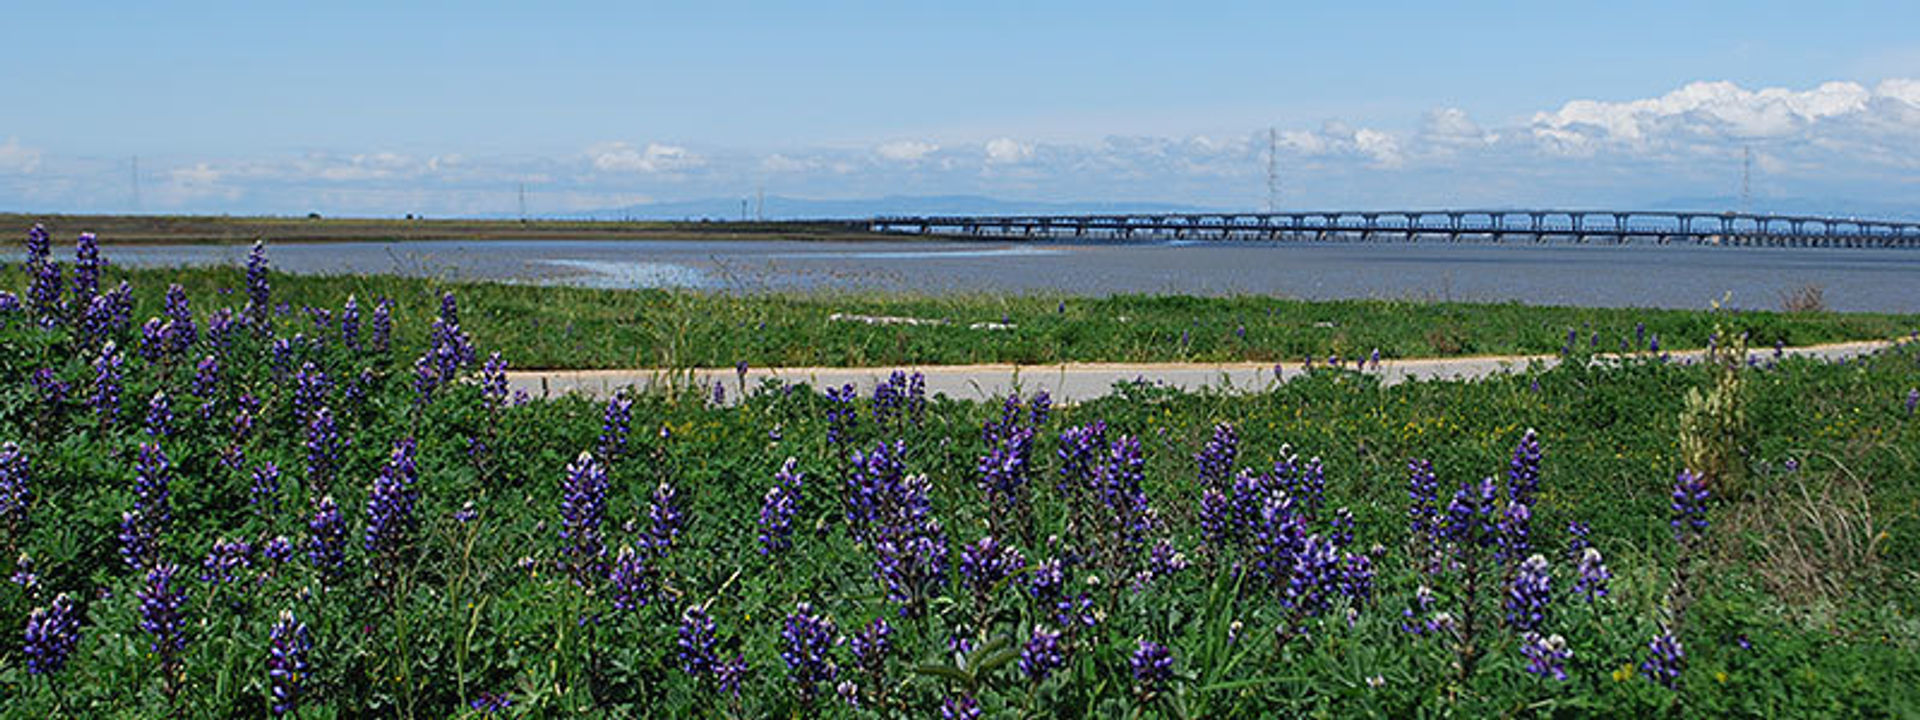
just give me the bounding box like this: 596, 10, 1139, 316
3, 79, 1917, 216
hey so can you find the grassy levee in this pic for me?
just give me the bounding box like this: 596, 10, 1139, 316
93, 265, 1920, 369
4, 213, 875, 244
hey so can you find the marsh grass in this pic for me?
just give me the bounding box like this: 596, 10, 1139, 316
102, 266, 1920, 370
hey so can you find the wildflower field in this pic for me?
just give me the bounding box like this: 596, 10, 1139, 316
2, 225, 1919, 717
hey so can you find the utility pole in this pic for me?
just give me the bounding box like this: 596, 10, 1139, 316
1265, 127, 1280, 213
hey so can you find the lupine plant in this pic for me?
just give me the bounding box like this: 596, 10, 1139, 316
0, 230, 1915, 716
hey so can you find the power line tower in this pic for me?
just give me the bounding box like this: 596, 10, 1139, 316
1740, 146, 1753, 214
131, 155, 141, 212
1265, 127, 1280, 213
756, 185, 765, 221
517, 182, 528, 220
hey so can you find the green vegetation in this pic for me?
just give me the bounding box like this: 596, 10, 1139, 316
106, 265, 1920, 369
1, 239, 1918, 716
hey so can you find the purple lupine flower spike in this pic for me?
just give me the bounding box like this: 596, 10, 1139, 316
1506, 428, 1543, 507
23, 592, 81, 675
1130, 639, 1174, 702
245, 240, 273, 332
558, 451, 608, 585
138, 563, 190, 684
781, 601, 841, 705
267, 609, 312, 715
1670, 469, 1710, 546
1520, 631, 1571, 681
1504, 554, 1552, 632
307, 496, 346, 583
0, 443, 30, 540
677, 605, 719, 679
1641, 628, 1685, 688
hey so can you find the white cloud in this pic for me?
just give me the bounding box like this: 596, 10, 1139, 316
0, 137, 42, 173
875, 140, 938, 162
984, 137, 1033, 164
591, 142, 703, 173
1529, 79, 1895, 144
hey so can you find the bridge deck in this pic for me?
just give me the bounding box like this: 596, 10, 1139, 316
869, 210, 1920, 248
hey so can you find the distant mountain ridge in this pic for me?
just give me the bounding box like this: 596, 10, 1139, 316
530, 194, 1915, 222
554, 195, 1232, 221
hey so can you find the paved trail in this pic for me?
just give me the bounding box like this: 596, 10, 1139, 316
505, 340, 1896, 404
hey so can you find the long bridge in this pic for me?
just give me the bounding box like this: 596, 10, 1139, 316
869, 209, 1920, 248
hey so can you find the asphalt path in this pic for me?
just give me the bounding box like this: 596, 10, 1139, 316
503, 340, 1897, 404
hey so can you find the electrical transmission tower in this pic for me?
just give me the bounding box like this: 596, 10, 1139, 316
1265, 127, 1280, 213
1740, 146, 1752, 214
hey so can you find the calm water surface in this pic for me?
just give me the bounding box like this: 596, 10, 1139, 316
100, 238, 1920, 312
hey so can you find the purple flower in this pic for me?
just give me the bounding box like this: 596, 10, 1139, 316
1906, 388, 1917, 416
481, 352, 509, 410
1496, 501, 1532, 567
306, 496, 346, 584
162, 284, 196, 353
977, 424, 1035, 511
303, 407, 347, 497
1443, 477, 1498, 547
1020, 625, 1067, 681
32, 367, 69, 411
1130, 639, 1174, 701
1573, 547, 1612, 601
206, 308, 237, 354
251, 462, 282, 515
72, 232, 105, 302
1194, 423, 1239, 491
267, 610, 312, 715
198, 537, 254, 587
1641, 629, 1685, 688
677, 605, 719, 679
715, 654, 748, 696
825, 383, 860, 447
363, 438, 421, 575
25, 223, 50, 267
469, 692, 512, 714
758, 458, 804, 556
92, 342, 124, 426
1506, 428, 1543, 507
849, 616, 894, 679
0, 443, 30, 538
596, 393, 634, 461
339, 294, 361, 350
138, 317, 168, 363
1504, 554, 1552, 632
1670, 469, 1710, 546
27, 258, 64, 327
291, 363, 331, 423
1520, 631, 1571, 681
940, 694, 982, 720
261, 535, 295, 565
607, 544, 654, 612
133, 443, 174, 531
118, 510, 157, 572
958, 534, 1027, 599
23, 592, 80, 675
558, 451, 609, 584
245, 241, 273, 331
648, 479, 684, 554
138, 563, 189, 678
145, 391, 174, 438
369, 297, 393, 355
781, 602, 840, 704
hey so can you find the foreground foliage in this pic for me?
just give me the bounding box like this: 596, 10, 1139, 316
1, 229, 1918, 717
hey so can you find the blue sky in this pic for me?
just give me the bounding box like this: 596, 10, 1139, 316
4, 1, 1920, 216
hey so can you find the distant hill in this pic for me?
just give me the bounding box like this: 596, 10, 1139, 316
556, 195, 1232, 221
